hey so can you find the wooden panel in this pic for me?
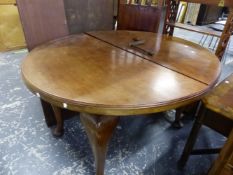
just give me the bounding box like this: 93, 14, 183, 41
117, 4, 162, 32
16, 0, 69, 50
0, 4, 25, 51
63, 0, 114, 34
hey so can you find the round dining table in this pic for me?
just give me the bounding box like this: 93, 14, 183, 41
21, 30, 221, 175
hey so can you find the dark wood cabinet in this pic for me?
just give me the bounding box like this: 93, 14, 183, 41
196, 5, 223, 25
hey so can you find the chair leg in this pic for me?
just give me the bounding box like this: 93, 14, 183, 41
178, 104, 206, 168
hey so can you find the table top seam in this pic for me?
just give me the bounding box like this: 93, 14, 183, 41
85, 32, 209, 86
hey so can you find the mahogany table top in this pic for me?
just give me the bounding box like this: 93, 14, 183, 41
21, 30, 221, 115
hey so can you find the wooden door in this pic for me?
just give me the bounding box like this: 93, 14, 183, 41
17, 0, 69, 50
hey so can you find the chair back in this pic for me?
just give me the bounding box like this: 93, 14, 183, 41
17, 0, 114, 50
117, 0, 164, 33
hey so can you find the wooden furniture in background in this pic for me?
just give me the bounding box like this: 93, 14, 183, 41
17, 0, 113, 50
16, 0, 114, 50
16, 0, 115, 127
196, 4, 223, 25
208, 129, 233, 175
63, 0, 114, 34
16, 0, 72, 127
164, 0, 233, 61
183, 2, 201, 25
21, 30, 221, 174
179, 74, 233, 167
117, 0, 163, 32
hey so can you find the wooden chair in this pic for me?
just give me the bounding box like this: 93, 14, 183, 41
208, 128, 233, 175
116, 0, 233, 128
17, 0, 114, 136
117, 0, 164, 33
178, 73, 233, 167
163, 0, 233, 128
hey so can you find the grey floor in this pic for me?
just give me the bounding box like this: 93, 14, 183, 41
0, 29, 232, 175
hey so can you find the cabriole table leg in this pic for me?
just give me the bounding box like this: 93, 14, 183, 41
40, 99, 56, 127
51, 105, 64, 137
80, 113, 119, 175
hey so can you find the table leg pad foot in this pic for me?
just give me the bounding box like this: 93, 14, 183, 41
52, 127, 64, 137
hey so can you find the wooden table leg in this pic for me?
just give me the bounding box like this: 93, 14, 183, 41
40, 99, 56, 127
80, 113, 119, 175
51, 105, 64, 137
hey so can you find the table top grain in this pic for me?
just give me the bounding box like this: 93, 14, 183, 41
21, 31, 221, 115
